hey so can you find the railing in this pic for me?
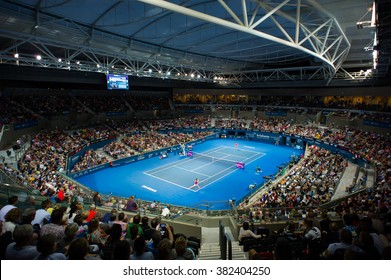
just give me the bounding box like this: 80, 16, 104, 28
0, 182, 34, 200
0, 124, 6, 144
189, 200, 233, 213
219, 220, 232, 260
320, 188, 368, 210
0, 169, 35, 192
0, 169, 17, 185
14, 135, 31, 162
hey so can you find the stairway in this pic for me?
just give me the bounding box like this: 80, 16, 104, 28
198, 226, 247, 260
198, 242, 221, 260
230, 241, 247, 260
198, 241, 247, 260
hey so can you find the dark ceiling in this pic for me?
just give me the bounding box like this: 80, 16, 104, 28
0, 0, 389, 89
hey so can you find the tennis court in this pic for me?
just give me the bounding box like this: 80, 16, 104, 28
144, 146, 264, 191
75, 138, 302, 209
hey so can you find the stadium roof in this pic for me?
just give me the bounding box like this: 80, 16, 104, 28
0, 0, 390, 88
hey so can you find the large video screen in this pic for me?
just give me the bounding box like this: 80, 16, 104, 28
107, 74, 129, 90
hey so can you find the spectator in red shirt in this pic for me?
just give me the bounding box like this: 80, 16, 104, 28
86, 204, 97, 222
56, 188, 65, 203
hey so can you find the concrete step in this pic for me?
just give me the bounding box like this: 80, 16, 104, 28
199, 242, 221, 260
199, 242, 247, 260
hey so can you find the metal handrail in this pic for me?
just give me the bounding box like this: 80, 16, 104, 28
219, 220, 232, 260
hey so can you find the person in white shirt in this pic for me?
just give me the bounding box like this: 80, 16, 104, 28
0, 196, 18, 222
31, 199, 52, 227
302, 218, 321, 240
238, 222, 262, 242
161, 206, 171, 218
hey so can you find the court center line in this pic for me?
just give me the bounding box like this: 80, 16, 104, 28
192, 154, 233, 172
201, 165, 239, 188
173, 165, 212, 178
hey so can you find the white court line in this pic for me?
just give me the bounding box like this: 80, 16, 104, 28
209, 149, 263, 162
198, 145, 261, 161
217, 146, 262, 155
174, 165, 212, 177
220, 145, 258, 151
143, 172, 198, 192
141, 185, 157, 192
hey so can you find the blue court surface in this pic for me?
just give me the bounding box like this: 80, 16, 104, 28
76, 139, 302, 210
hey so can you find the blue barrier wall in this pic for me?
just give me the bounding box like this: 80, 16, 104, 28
363, 120, 391, 128
13, 120, 38, 130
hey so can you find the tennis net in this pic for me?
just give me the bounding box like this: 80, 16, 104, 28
189, 152, 245, 168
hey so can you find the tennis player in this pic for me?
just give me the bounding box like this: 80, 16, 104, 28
193, 178, 200, 189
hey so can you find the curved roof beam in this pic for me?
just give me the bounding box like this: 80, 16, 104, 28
129, 0, 207, 37
137, 0, 350, 73
40, 0, 74, 10
91, 0, 123, 27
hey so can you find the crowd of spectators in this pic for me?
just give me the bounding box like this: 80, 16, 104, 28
215, 118, 249, 129
245, 146, 344, 212
362, 112, 391, 123
1, 116, 388, 202
0, 128, 110, 202
77, 95, 129, 113
125, 96, 171, 111
173, 105, 209, 112
145, 116, 211, 130
243, 211, 391, 260
0, 97, 37, 128
1, 117, 215, 189
103, 141, 138, 160
105, 119, 146, 135
69, 126, 118, 142
248, 117, 292, 132
173, 94, 390, 112
11, 95, 85, 118
1, 117, 389, 204
70, 150, 109, 173
0, 89, 389, 262
0, 197, 199, 260
117, 130, 213, 157
2, 94, 389, 127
